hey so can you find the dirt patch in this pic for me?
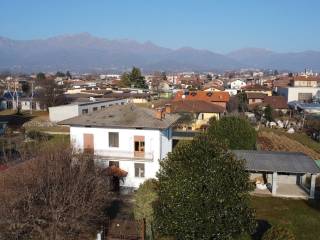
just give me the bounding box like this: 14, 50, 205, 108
258, 131, 320, 159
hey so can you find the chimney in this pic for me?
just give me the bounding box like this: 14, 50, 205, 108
155, 107, 165, 120
165, 104, 172, 114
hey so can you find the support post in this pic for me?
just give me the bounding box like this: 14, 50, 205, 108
310, 174, 316, 199
272, 172, 278, 196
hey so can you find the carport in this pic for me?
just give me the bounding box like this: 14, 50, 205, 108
234, 150, 320, 199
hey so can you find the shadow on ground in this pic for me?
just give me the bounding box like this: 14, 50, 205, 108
305, 199, 320, 212
105, 193, 135, 220
251, 219, 271, 240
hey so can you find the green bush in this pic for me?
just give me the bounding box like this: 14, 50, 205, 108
26, 130, 50, 141
133, 179, 158, 239
262, 226, 295, 240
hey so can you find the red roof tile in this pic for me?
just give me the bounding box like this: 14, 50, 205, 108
174, 91, 230, 102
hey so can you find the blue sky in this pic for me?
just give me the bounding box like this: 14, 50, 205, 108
0, 0, 319, 53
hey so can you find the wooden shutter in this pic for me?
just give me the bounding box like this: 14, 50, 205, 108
83, 133, 94, 153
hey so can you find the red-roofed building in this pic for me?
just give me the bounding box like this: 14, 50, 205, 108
174, 91, 230, 109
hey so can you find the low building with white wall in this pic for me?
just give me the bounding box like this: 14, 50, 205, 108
49, 98, 129, 122
277, 87, 320, 102
229, 79, 246, 90
234, 150, 320, 199
59, 104, 179, 189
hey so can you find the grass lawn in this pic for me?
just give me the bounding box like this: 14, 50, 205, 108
250, 196, 320, 240
48, 134, 70, 145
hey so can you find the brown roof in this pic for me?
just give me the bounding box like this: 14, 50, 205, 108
169, 100, 225, 113
242, 85, 271, 91
59, 104, 180, 130
174, 91, 230, 102
246, 92, 267, 99
273, 77, 291, 87
263, 96, 288, 109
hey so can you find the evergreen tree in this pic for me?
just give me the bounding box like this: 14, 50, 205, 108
208, 116, 257, 150
119, 67, 148, 89
36, 72, 46, 82
264, 105, 273, 122
66, 71, 72, 79
119, 72, 131, 87
154, 134, 255, 240
131, 67, 148, 89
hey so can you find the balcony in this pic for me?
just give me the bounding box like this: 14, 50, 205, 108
93, 149, 154, 161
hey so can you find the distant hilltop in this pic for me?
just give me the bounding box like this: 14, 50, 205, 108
1, 33, 320, 72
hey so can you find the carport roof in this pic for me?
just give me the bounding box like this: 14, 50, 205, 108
233, 150, 320, 174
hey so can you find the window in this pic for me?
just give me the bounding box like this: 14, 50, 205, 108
82, 109, 88, 114
93, 107, 98, 111
135, 141, 145, 152
101, 106, 105, 110
109, 161, 119, 167
134, 136, 145, 157
135, 163, 145, 178
109, 132, 119, 147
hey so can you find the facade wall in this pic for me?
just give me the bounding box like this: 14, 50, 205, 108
293, 81, 318, 88
245, 90, 272, 96
278, 87, 320, 102
77, 99, 128, 115
230, 80, 246, 90
70, 126, 172, 188
194, 113, 219, 129
49, 105, 79, 122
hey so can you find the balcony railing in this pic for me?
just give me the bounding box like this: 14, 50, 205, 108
93, 149, 154, 161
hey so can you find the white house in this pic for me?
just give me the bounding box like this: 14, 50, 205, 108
20, 98, 46, 111
59, 104, 180, 189
49, 98, 129, 122
229, 79, 246, 90
277, 87, 320, 102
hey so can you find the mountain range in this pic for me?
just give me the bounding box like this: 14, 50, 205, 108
0, 33, 320, 72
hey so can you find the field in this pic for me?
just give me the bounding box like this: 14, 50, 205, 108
257, 128, 320, 159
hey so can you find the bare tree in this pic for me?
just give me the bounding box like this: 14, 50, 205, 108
0, 143, 111, 240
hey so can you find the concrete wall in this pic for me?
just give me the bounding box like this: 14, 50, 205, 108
70, 126, 173, 188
